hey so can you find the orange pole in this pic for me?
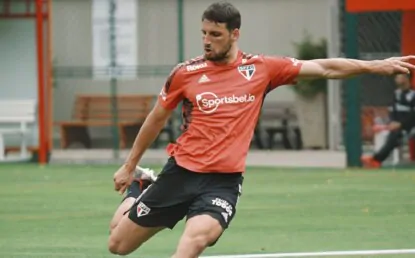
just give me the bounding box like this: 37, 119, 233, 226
47, 0, 53, 151
35, 0, 47, 164
401, 11, 415, 87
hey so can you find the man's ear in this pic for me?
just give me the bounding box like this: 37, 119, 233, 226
231, 28, 240, 41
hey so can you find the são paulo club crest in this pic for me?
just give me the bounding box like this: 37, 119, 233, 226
237, 64, 256, 81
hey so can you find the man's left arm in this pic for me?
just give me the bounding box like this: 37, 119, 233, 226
297, 57, 415, 80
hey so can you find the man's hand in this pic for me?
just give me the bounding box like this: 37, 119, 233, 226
377, 56, 415, 76
113, 164, 135, 195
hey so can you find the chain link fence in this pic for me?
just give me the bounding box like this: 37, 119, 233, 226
357, 12, 402, 144
341, 0, 407, 165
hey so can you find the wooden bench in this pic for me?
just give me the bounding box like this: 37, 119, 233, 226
0, 99, 37, 161
56, 94, 154, 149
257, 101, 302, 150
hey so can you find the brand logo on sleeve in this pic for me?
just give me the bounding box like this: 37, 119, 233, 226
186, 62, 207, 71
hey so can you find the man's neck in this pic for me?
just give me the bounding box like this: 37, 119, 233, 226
213, 46, 240, 65
226, 47, 240, 63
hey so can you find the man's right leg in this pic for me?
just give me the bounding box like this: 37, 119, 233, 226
108, 159, 192, 256
108, 211, 165, 255
109, 167, 156, 233
108, 192, 190, 255
109, 191, 138, 234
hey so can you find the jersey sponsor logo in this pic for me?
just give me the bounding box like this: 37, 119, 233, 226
238, 64, 256, 81
211, 197, 233, 217
186, 62, 207, 71
196, 92, 255, 114
136, 201, 150, 217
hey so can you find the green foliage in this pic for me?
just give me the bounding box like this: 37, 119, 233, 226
291, 34, 328, 98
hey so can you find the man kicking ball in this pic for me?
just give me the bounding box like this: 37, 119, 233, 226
108, 1, 415, 257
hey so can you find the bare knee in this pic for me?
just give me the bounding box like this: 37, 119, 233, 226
108, 234, 128, 255
108, 236, 123, 255
173, 232, 218, 258
108, 233, 142, 256
109, 221, 117, 234
109, 216, 122, 236
107, 215, 163, 256
173, 215, 224, 258
185, 234, 211, 252
109, 197, 135, 234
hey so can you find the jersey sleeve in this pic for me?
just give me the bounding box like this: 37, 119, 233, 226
264, 56, 303, 91
158, 64, 185, 110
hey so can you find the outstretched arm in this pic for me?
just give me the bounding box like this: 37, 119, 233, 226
297, 56, 415, 80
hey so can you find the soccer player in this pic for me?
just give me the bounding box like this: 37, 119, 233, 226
108, 2, 415, 257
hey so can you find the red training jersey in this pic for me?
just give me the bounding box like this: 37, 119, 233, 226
158, 51, 302, 173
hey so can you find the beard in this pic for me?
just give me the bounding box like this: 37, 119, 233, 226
204, 42, 233, 62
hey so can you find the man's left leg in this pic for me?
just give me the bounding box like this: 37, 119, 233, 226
109, 167, 156, 233
172, 174, 243, 258
172, 214, 224, 258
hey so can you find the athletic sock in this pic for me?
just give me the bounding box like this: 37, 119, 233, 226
122, 179, 153, 202
122, 180, 142, 202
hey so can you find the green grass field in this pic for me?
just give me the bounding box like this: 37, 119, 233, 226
0, 164, 414, 257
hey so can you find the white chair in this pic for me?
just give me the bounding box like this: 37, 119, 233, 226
0, 100, 37, 162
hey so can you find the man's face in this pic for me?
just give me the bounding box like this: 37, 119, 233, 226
201, 19, 238, 62
395, 74, 410, 89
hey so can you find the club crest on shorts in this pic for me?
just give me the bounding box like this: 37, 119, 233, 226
136, 201, 150, 217
238, 64, 256, 81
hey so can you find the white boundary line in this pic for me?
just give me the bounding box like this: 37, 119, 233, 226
200, 249, 415, 258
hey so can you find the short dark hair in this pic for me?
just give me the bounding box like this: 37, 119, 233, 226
202, 2, 241, 31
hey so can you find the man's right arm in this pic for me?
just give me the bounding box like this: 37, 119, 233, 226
124, 65, 185, 172
124, 103, 174, 172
